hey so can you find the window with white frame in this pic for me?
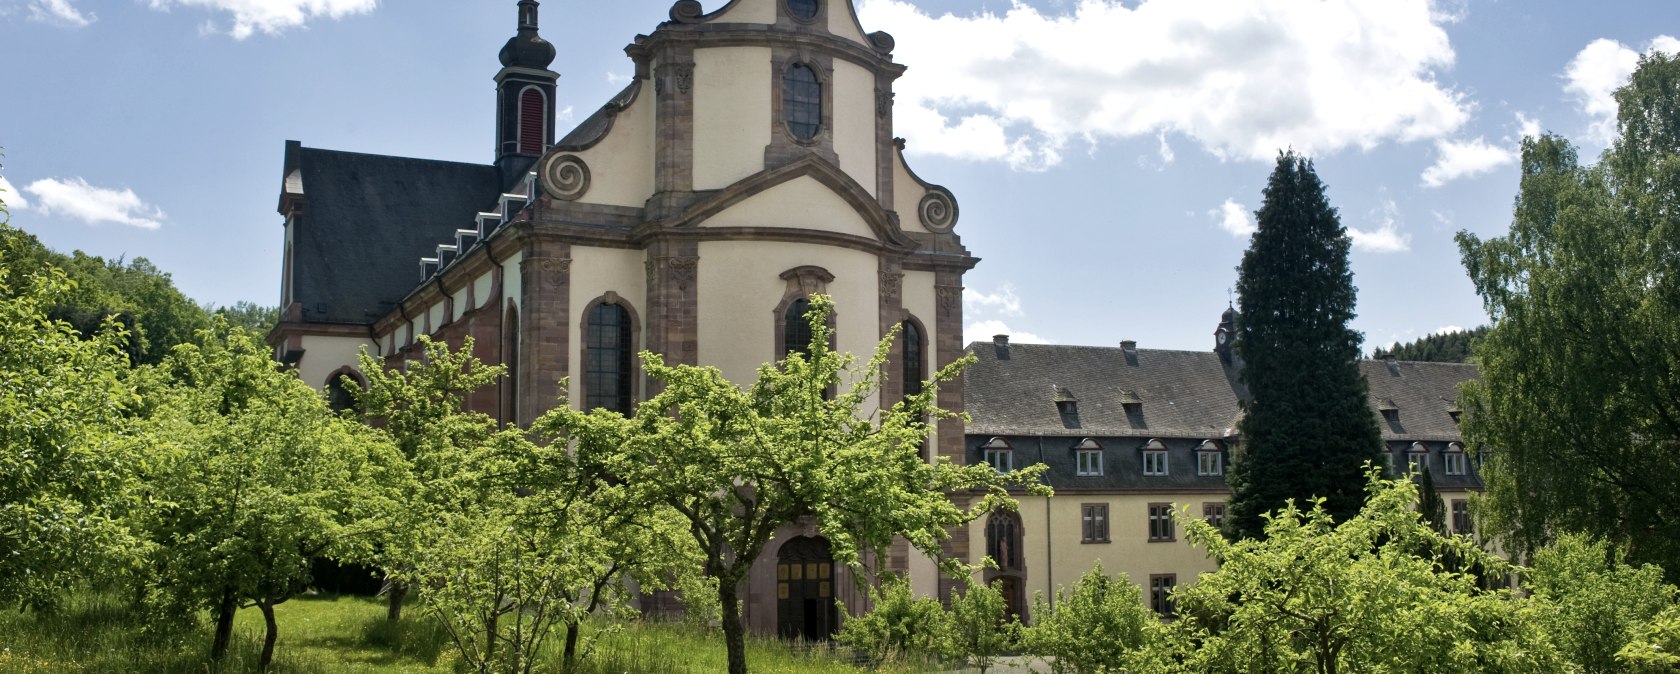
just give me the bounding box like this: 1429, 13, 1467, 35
1076, 450, 1103, 476
1197, 450, 1222, 476
1144, 451, 1169, 476
1444, 444, 1468, 476
984, 449, 1013, 473
1407, 442, 1429, 475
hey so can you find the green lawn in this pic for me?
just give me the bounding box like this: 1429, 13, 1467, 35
0, 592, 927, 674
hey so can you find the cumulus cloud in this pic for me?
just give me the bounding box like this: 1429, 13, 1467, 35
0, 177, 28, 211
964, 285, 1024, 316
144, 0, 376, 39
1421, 136, 1517, 187
28, 0, 94, 27
1435, 325, 1465, 334
966, 319, 1050, 346
1516, 112, 1543, 140
858, 0, 1469, 170
1348, 199, 1411, 254
22, 178, 166, 230
1210, 199, 1255, 237
1564, 36, 1678, 145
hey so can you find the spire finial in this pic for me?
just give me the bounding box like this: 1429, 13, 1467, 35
500, 0, 556, 69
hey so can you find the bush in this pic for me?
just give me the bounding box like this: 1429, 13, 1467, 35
834, 575, 947, 665
1023, 562, 1164, 674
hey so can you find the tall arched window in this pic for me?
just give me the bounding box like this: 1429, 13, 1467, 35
784, 297, 813, 359
783, 64, 822, 141
902, 320, 924, 398
324, 368, 364, 414
585, 302, 633, 414
518, 87, 547, 155
502, 303, 520, 426
986, 511, 1022, 571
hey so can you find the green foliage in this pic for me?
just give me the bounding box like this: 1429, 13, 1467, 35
1457, 53, 1680, 574
133, 319, 409, 666
1372, 326, 1488, 363
834, 575, 948, 664
1528, 534, 1677, 674
1620, 604, 1680, 673
942, 581, 1019, 674
1022, 562, 1163, 674
546, 295, 1047, 674
1172, 471, 1563, 674
214, 301, 279, 336
1226, 152, 1386, 540
0, 231, 141, 609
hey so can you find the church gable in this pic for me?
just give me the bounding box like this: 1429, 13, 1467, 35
670, 0, 881, 48
696, 175, 875, 239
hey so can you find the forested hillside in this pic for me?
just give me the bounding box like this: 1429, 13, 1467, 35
1372, 326, 1487, 363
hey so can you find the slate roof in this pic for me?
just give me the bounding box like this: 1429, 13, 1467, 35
963, 341, 1484, 492
288, 146, 501, 325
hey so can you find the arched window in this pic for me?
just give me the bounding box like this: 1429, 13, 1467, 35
324, 369, 363, 414
902, 319, 924, 398
784, 297, 813, 359
585, 302, 633, 414
986, 511, 1022, 571
518, 87, 547, 155
502, 303, 520, 426
783, 64, 822, 141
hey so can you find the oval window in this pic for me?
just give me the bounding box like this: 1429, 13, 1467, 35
788, 0, 819, 21
784, 64, 822, 141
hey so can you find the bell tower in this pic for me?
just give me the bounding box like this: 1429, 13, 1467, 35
495, 0, 559, 188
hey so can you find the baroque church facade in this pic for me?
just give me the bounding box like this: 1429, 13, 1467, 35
269, 0, 1482, 635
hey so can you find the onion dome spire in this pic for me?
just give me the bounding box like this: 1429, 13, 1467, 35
499, 0, 556, 69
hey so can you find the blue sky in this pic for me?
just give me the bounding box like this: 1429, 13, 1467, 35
1, 0, 1675, 352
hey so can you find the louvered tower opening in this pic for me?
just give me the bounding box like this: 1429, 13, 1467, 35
518, 88, 546, 155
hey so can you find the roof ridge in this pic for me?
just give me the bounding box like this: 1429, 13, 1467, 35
302, 146, 493, 170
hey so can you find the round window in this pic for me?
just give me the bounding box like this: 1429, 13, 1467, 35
787, 0, 819, 21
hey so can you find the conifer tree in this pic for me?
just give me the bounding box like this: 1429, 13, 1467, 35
1225, 152, 1385, 540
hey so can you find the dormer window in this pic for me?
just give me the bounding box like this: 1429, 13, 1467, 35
1378, 398, 1400, 423
1073, 438, 1103, 477
1444, 442, 1467, 476
1406, 442, 1429, 475
1446, 400, 1463, 425
981, 437, 1014, 473
1141, 439, 1169, 476
1196, 440, 1224, 476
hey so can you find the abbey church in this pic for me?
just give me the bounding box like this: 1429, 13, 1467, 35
269, 0, 1481, 637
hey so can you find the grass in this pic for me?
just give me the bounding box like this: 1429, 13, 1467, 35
0, 592, 931, 674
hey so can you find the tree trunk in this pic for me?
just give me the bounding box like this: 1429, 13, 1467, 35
719, 580, 748, 674
259, 601, 278, 670
564, 621, 581, 667
385, 581, 407, 621
211, 588, 238, 661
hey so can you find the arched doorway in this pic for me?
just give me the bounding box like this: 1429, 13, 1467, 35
776, 536, 837, 641
984, 511, 1027, 620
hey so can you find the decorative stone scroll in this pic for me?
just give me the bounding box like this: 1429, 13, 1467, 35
669, 0, 705, 23
540, 154, 591, 201
918, 189, 958, 232
868, 31, 896, 54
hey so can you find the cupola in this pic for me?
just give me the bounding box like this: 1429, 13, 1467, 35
494, 0, 560, 188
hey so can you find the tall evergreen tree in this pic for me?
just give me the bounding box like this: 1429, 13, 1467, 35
1226, 152, 1385, 540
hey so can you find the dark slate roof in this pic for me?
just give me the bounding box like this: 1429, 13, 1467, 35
556, 81, 641, 151
964, 342, 1484, 491
290, 146, 501, 325
1362, 359, 1479, 442
965, 342, 1247, 438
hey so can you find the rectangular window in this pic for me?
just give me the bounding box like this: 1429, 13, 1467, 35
1197, 451, 1223, 476
1148, 503, 1175, 542
1407, 453, 1426, 475
1143, 450, 1169, 476
983, 449, 1013, 473
1081, 503, 1110, 543
1149, 574, 1177, 616
1452, 499, 1471, 534
1202, 502, 1226, 529
1076, 449, 1103, 476
1444, 452, 1467, 476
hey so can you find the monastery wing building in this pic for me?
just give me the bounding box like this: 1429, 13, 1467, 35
269, 0, 1483, 637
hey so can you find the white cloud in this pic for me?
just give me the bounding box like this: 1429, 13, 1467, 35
144, 0, 376, 39
966, 319, 1050, 346
606, 71, 631, 86
22, 178, 166, 230
1564, 36, 1678, 145
1420, 136, 1516, 187
1516, 112, 1543, 140
1435, 325, 1465, 335
1209, 199, 1255, 237
1348, 199, 1411, 254
964, 285, 1024, 316
0, 177, 28, 211
28, 0, 94, 27
858, 0, 1469, 170
1156, 131, 1175, 165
